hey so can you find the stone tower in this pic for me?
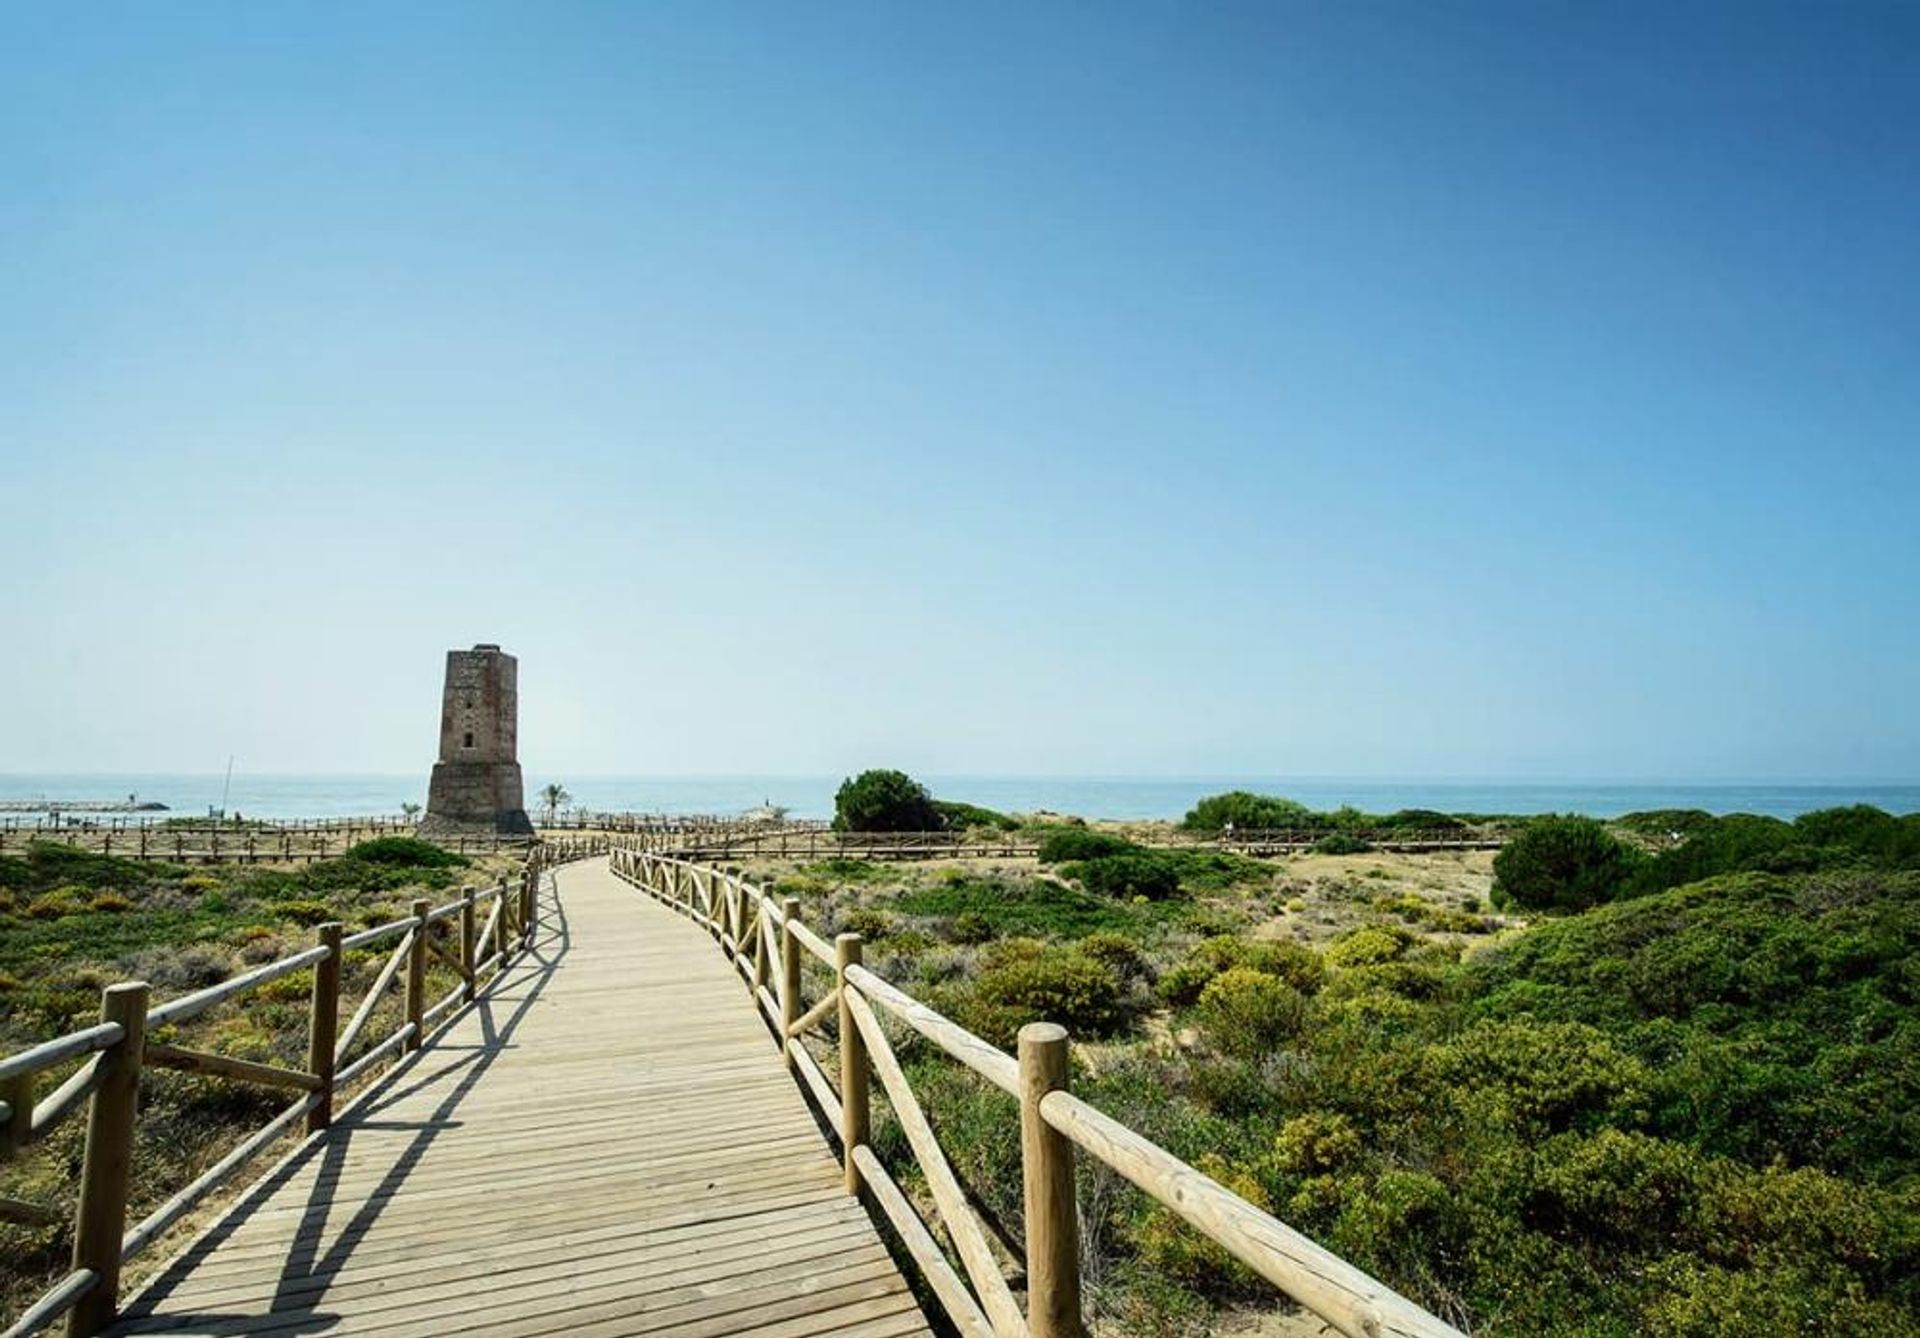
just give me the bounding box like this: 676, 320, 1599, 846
418, 644, 535, 838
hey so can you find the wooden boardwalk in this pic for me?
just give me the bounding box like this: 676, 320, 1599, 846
107, 861, 934, 1338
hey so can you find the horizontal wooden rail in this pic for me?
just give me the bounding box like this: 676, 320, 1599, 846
120, 1094, 320, 1262
28, 1057, 106, 1142
0, 1024, 124, 1087
0, 1268, 96, 1338
147, 945, 333, 1028
609, 841, 1463, 1338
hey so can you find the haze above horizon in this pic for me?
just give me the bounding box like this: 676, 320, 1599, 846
4, 3, 1916, 780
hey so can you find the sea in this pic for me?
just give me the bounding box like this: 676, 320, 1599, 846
2, 774, 1916, 823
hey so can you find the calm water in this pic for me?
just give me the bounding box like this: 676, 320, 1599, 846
2, 774, 1916, 823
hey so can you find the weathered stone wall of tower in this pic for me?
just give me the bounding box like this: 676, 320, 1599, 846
419, 644, 534, 838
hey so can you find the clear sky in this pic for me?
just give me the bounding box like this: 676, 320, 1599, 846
3, 2, 1916, 780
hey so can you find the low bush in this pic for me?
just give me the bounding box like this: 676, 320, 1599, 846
1075, 853, 1183, 901
1037, 829, 1142, 863
898, 875, 1140, 938
343, 837, 468, 869
933, 800, 1019, 831
1195, 968, 1308, 1057
1159, 936, 1325, 1005
841, 907, 894, 940
1181, 792, 1320, 833
1492, 816, 1640, 912
1323, 924, 1414, 968
946, 911, 994, 944
1313, 833, 1374, 855
949, 945, 1129, 1046
274, 900, 336, 927
1077, 931, 1148, 983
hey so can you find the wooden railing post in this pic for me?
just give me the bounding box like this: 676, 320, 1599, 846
495, 875, 511, 960
459, 888, 477, 1002
405, 899, 429, 1051
836, 934, 868, 1195
306, 923, 343, 1132
524, 858, 539, 945
780, 898, 801, 1071
67, 981, 149, 1338
1019, 1022, 1086, 1338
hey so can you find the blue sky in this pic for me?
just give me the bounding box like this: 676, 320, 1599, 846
2, 2, 1916, 779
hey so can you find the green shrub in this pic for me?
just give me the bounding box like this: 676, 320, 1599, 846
1528, 1128, 1705, 1242
16, 842, 158, 893
344, 836, 468, 868
1626, 806, 1920, 898
1430, 1017, 1648, 1133
933, 800, 1019, 831
1271, 1111, 1364, 1175
1076, 853, 1183, 901
802, 857, 883, 882
841, 907, 894, 940
1377, 809, 1466, 831
1313, 833, 1374, 855
275, 900, 336, 927
955, 946, 1128, 1046
1077, 931, 1148, 983
1036, 829, 1141, 863
899, 874, 1139, 938
1327, 1169, 1461, 1287
1492, 815, 1640, 911
947, 911, 994, 944
1159, 936, 1325, 1005
1615, 808, 1719, 839
1323, 924, 1413, 968
25, 891, 82, 920
1196, 968, 1308, 1057
1181, 792, 1320, 833
832, 769, 941, 832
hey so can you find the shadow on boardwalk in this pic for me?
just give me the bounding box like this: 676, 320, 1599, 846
112, 883, 572, 1335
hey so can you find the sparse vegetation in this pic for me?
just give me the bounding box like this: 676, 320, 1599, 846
0, 837, 499, 1320
761, 807, 1919, 1336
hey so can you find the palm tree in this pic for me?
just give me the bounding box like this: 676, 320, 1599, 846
401, 801, 421, 823
540, 783, 571, 827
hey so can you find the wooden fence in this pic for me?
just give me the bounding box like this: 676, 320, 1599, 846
0, 825, 529, 864
608, 843, 1464, 1338
635, 826, 1502, 862
0, 837, 607, 1338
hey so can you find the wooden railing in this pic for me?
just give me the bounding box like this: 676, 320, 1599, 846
608, 844, 1464, 1338
0, 823, 530, 863
0, 836, 608, 1338
636, 825, 1502, 861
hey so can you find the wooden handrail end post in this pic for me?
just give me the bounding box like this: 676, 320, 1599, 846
67, 980, 149, 1338
780, 898, 802, 1072
306, 923, 343, 1133
459, 888, 478, 1003
836, 933, 868, 1196
1020, 1021, 1087, 1338
405, 899, 429, 1051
